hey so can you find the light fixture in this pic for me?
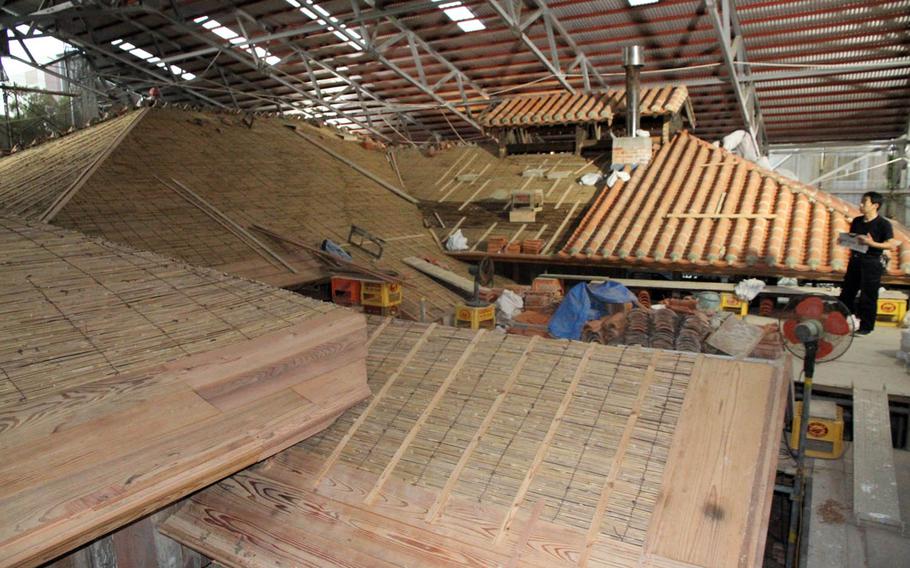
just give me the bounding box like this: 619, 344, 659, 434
628, 0, 660, 6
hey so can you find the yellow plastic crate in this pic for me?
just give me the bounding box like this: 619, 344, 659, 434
876, 298, 907, 327
720, 293, 748, 318
791, 401, 844, 459
360, 280, 402, 308
455, 304, 496, 330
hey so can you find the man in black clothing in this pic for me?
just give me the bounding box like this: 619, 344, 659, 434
838, 191, 895, 335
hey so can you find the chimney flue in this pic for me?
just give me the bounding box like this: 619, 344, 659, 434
622, 45, 645, 136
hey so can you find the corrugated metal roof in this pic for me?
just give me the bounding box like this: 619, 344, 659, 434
5, 0, 907, 144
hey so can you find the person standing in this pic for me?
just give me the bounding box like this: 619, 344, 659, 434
838, 191, 895, 335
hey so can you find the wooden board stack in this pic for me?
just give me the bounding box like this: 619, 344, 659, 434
162, 317, 789, 568
0, 216, 370, 568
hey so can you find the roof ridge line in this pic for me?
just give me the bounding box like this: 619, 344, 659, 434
39, 107, 151, 223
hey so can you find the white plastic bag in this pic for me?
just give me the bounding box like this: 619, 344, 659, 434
445, 229, 468, 251
580, 172, 602, 186
495, 289, 524, 320
734, 278, 765, 302
606, 170, 631, 188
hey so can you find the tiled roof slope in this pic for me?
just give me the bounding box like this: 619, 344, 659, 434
560, 131, 910, 279
0, 107, 476, 320
0, 111, 144, 219
480, 86, 688, 127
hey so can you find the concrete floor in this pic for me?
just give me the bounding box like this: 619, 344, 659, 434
813, 326, 910, 398
798, 323, 910, 567
807, 447, 910, 568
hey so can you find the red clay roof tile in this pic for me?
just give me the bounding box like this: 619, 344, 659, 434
560, 130, 910, 279
479, 86, 689, 128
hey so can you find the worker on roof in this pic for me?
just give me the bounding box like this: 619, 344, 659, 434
838, 191, 896, 336
142, 87, 161, 108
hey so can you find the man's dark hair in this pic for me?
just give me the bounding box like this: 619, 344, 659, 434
863, 191, 884, 210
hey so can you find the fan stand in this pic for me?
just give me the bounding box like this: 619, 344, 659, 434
787, 339, 818, 568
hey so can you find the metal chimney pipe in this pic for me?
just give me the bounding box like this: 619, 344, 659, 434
622, 45, 645, 136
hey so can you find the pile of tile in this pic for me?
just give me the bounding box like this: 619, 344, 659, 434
651, 309, 679, 350
521, 239, 544, 254
486, 236, 507, 254
581, 312, 628, 344
625, 307, 652, 347
676, 312, 712, 352
661, 297, 698, 315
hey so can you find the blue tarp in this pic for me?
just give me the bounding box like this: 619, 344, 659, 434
547, 281, 637, 340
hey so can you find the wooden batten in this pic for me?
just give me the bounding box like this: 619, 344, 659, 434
162, 319, 789, 568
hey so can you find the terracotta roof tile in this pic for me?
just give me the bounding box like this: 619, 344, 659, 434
560, 131, 910, 279
480, 86, 688, 128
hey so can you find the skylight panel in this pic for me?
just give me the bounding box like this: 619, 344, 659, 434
444, 6, 474, 21
211, 26, 240, 41
288, 0, 363, 51
111, 39, 195, 82
130, 47, 156, 60
457, 19, 486, 32
432, 1, 484, 32
193, 17, 284, 66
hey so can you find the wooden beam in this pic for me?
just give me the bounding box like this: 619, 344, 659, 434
435, 150, 471, 187
445, 217, 467, 240
311, 324, 438, 489
366, 318, 393, 347
643, 355, 787, 567
458, 179, 492, 211
291, 128, 418, 205
541, 201, 579, 255
364, 330, 486, 504
250, 224, 398, 283
426, 336, 540, 523
402, 256, 483, 297
40, 109, 149, 222
493, 343, 596, 544
165, 178, 298, 274
507, 224, 526, 244
470, 222, 498, 252
577, 352, 661, 567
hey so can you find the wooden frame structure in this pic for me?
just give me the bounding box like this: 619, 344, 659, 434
163, 318, 790, 567
0, 217, 370, 567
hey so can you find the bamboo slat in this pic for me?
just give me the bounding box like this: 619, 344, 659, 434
0, 216, 370, 568
164, 318, 787, 568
